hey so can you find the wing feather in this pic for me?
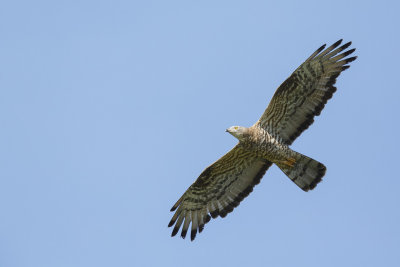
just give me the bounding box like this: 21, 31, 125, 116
168, 145, 272, 240
256, 40, 356, 144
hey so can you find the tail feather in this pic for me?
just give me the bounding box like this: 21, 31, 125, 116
276, 151, 326, 191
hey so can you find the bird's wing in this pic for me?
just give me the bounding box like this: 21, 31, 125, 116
168, 144, 272, 241
256, 40, 357, 145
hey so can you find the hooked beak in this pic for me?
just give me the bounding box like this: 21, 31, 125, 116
225, 129, 229, 132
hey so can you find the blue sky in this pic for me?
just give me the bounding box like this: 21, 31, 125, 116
1, 0, 399, 266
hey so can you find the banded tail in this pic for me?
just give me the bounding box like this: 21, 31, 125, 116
276, 151, 326, 191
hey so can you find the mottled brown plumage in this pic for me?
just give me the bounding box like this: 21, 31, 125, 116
169, 40, 357, 241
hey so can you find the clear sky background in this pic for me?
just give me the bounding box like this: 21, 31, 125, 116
1, 1, 399, 266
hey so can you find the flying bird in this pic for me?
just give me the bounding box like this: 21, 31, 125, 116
168, 39, 356, 241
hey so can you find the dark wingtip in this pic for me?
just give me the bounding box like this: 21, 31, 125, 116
170, 196, 183, 212
171, 227, 179, 237
168, 220, 175, 228
345, 56, 357, 63
318, 44, 327, 53
190, 229, 197, 241
340, 41, 352, 51
343, 48, 356, 57
333, 39, 343, 47
199, 224, 204, 233
181, 228, 188, 239
199, 215, 210, 233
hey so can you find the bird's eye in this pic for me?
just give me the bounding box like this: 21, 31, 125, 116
234, 126, 238, 130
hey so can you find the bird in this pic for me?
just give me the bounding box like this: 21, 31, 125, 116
168, 39, 356, 241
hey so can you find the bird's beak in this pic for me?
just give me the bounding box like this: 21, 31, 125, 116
225, 129, 229, 132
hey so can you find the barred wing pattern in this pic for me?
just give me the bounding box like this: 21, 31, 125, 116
168, 145, 272, 241
257, 39, 356, 145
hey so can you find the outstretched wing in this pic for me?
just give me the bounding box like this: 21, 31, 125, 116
168, 145, 272, 241
256, 39, 357, 145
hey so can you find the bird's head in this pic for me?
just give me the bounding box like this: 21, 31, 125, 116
226, 126, 249, 141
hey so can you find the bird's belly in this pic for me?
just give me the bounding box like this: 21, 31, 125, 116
246, 138, 290, 163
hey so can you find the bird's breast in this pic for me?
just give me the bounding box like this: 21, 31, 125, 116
242, 128, 283, 157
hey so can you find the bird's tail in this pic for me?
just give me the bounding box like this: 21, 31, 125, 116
276, 150, 326, 191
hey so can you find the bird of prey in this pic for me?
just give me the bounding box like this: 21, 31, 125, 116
168, 40, 356, 241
